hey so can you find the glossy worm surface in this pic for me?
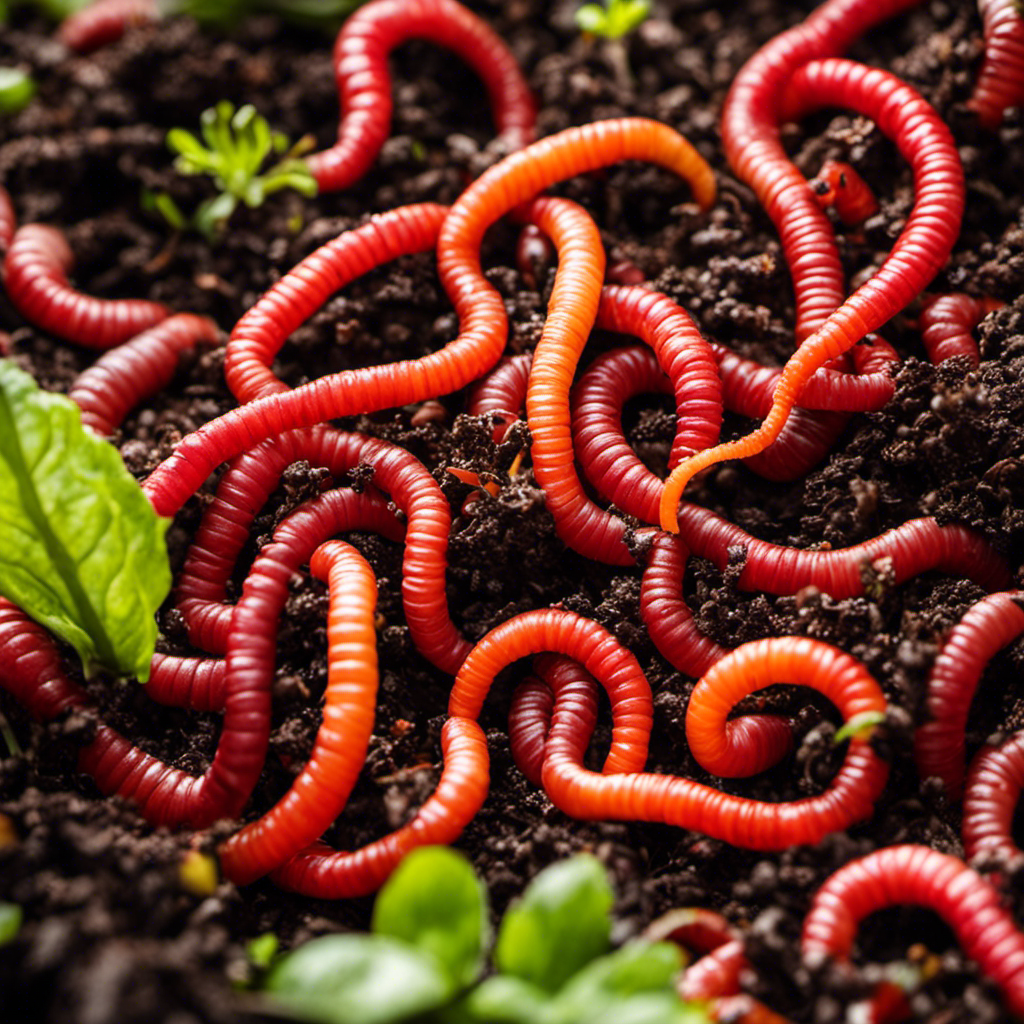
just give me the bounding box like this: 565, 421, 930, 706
4, 223, 169, 349
915, 591, 1024, 800
466, 352, 532, 442
69, 314, 220, 436
918, 293, 1002, 368
962, 732, 1024, 868
809, 159, 879, 225
662, 55, 964, 531
307, 0, 535, 192
802, 845, 1024, 1017
57, 0, 160, 53
452, 619, 889, 849
969, 0, 1024, 130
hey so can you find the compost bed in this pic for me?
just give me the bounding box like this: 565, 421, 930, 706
2, 0, 1024, 1021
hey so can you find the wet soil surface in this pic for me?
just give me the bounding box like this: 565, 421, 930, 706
1, 1, 1023, 1021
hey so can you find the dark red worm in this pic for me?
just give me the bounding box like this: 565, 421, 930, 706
963, 732, 1024, 869
801, 845, 1024, 1018
0, 185, 15, 255
918, 293, 1003, 368
915, 591, 1024, 801
642, 907, 737, 956
3, 223, 169, 349
452, 619, 889, 850
968, 0, 1024, 130
306, 0, 535, 193
809, 159, 879, 225
466, 352, 532, 442
68, 314, 220, 436
146, 654, 226, 713
56, 0, 160, 54
225, 203, 448, 403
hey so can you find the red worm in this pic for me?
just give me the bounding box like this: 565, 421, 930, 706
963, 733, 1024, 870
915, 591, 1024, 801
918, 293, 1003, 368
643, 907, 737, 955
56, 0, 160, 54
268, 715, 489, 898
3, 224, 169, 349
146, 654, 226, 713
663, 54, 964, 530
220, 540, 381, 885
224, 204, 447, 403
466, 353, 532, 443
801, 845, 1024, 1017
451, 619, 889, 849
172, 426, 467, 675
809, 159, 879, 225
68, 314, 220, 436
0, 185, 15, 255
306, 0, 535, 193
674, 506, 1010, 597
968, 0, 1024, 130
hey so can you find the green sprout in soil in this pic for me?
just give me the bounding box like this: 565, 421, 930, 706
0, 68, 36, 116
260, 848, 708, 1024
574, 0, 650, 40
147, 100, 318, 241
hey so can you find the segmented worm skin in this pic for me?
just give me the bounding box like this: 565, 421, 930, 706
680, 939, 747, 1001
675, 506, 1010, 597
224, 204, 448, 403
968, 0, 1024, 130
56, 0, 160, 53
452, 620, 889, 849
919, 293, 1002, 368
68, 314, 220, 436
3, 224, 169, 349
0, 185, 15, 255
220, 541, 381, 885
146, 654, 226, 713
465, 352, 532, 442
963, 733, 1024, 869
801, 846, 1024, 1018
662, 52, 964, 531
434, 119, 715, 564
810, 159, 879, 225
269, 715, 490, 898
306, 0, 536, 192
915, 591, 1024, 801
173, 426, 468, 675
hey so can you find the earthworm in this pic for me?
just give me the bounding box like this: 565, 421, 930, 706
642, 907, 737, 955
306, 0, 535, 193
801, 845, 1024, 1017
515, 224, 554, 290
809, 159, 879, 225
68, 314, 220, 436
56, 0, 160, 54
268, 715, 489, 898
220, 540, 381, 885
918, 293, 1003, 368
963, 732, 1024, 868
3, 224, 169, 349
173, 426, 469, 676
143, 120, 715, 521
146, 654, 226, 713
680, 939, 747, 1001
915, 591, 1024, 801
0, 185, 15, 254
968, 0, 1024, 130
451, 619, 889, 849
466, 352, 532, 443
661, 58, 964, 531
224, 204, 448, 403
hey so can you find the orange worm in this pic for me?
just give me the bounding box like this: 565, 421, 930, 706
661, 59, 964, 532
809, 159, 879, 225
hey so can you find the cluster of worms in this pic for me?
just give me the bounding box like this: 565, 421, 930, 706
3, 0, 1024, 1018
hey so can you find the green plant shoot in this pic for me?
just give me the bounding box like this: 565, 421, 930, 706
575, 0, 650, 40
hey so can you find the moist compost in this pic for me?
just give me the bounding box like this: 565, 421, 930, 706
1, 1, 1023, 1021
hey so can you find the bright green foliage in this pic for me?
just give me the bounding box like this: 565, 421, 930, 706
247, 933, 281, 971
0, 360, 171, 681
0, 68, 36, 115
0, 903, 21, 946
157, 100, 317, 239
260, 849, 710, 1024
575, 0, 650, 39
834, 709, 886, 744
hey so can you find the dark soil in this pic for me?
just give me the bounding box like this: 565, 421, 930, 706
1, 1, 1023, 1022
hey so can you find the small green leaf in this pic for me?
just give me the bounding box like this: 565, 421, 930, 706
605, 0, 649, 38
459, 975, 549, 1023
372, 846, 488, 990
166, 128, 209, 164
835, 710, 886, 744
554, 943, 683, 1009
494, 854, 613, 993
247, 932, 280, 970
0, 361, 171, 681
194, 192, 237, 238
264, 934, 453, 1024
0, 68, 35, 116
0, 902, 22, 946
574, 3, 609, 34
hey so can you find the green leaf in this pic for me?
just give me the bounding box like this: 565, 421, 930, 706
574, 4, 609, 34
194, 192, 237, 238
0, 902, 21, 946
264, 934, 453, 1024
458, 975, 549, 1024
555, 943, 683, 1007
166, 128, 209, 164
0, 361, 170, 681
494, 854, 613, 993
606, 0, 649, 38
247, 932, 280, 970
372, 846, 488, 990
835, 710, 886, 744
0, 68, 35, 116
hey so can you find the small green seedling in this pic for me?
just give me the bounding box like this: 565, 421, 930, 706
574, 0, 650, 40
152, 101, 317, 240
0, 68, 36, 116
